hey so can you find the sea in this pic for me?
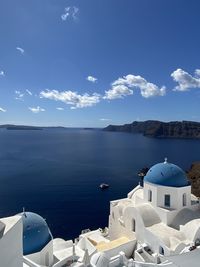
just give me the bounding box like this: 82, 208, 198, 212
0, 128, 200, 240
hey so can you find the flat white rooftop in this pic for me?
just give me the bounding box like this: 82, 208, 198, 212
0, 215, 21, 236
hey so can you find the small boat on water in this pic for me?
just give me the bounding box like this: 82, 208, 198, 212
99, 183, 109, 189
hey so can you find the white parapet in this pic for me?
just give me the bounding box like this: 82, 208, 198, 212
0, 215, 23, 267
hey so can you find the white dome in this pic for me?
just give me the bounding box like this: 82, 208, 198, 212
90, 252, 109, 267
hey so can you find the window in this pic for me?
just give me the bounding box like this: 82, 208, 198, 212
148, 190, 152, 202
132, 219, 136, 232
159, 246, 164, 255
164, 194, 170, 207
183, 193, 187, 206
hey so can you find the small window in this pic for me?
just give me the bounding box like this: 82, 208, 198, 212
183, 193, 187, 206
148, 190, 152, 202
132, 219, 136, 232
159, 246, 164, 255
164, 194, 170, 207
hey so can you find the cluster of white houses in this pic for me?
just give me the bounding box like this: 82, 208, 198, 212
1, 159, 200, 267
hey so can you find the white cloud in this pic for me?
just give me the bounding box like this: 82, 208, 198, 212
61, 6, 79, 21
61, 7, 70, 20
104, 84, 133, 100
87, 76, 98, 83
16, 47, 25, 54
195, 69, 200, 76
39, 74, 164, 110
0, 107, 6, 112
171, 68, 200, 91
15, 90, 24, 101
104, 74, 166, 99
0, 70, 5, 76
56, 107, 64, 111
40, 89, 100, 109
100, 118, 111, 121
26, 89, 32, 96
28, 106, 45, 113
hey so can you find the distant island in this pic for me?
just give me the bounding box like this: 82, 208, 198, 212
0, 125, 99, 131
0, 125, 42, 130
103, 120, 200, 139
0, 125, 69, 130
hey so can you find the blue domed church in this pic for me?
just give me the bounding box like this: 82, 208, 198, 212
143, 158, 191, 214
109, 159, 200, 259
20, 212, 53, 266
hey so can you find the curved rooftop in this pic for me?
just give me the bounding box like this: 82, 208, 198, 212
90, 252, 109, 267
20, 212, 52, 255
144, 159, 190, 187
171, 208, 200, 230
135, 203, 161, 227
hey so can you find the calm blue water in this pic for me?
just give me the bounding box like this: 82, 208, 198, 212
0, 128, 200, 240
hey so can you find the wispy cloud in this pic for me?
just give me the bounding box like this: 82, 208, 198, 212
0, 107, 6, 112
104, 74, 166, 99
61, 6, 79, 21
87, 76, 98, 83
15, 89, 33, 100
26, 89, 32, 96
40, 89, 100, 109
100, 118, 111, 121
171, 68, 200, 91
56, 107, 64, 111
28, 106, 45, 113
15, 90, 24, 101
0, 70, 5, 77
16, 47, 25, 54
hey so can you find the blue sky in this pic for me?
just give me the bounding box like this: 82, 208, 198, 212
1, 0, 200, 127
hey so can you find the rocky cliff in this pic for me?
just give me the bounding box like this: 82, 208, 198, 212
103, 120, 200, 139
187, 162, 200, 197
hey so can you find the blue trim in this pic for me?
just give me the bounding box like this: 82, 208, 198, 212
144, 162, 190, 187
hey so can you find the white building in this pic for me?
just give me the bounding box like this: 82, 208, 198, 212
1, 159, 200, 267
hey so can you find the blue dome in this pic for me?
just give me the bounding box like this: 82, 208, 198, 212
20, 212, 52, 255
144, 161, 190, 187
